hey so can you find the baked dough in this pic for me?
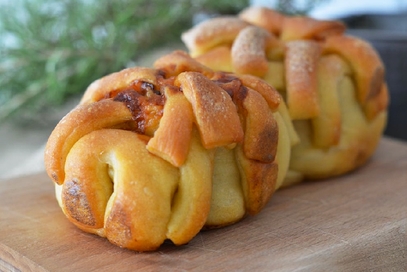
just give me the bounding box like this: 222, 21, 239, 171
182, 6, 389, 182
45, 51, 297, 251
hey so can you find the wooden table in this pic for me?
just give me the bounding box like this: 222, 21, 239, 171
1, 138, 406, 271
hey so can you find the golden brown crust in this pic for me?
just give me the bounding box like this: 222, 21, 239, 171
290, 78, 387, 180
176, 72, 244, 149
239, 6, 284, 35
153, 50, 213, 78
231, 26, 278, 77
44, 100, 133, 184
363, 83, 389, 120
239, 88, 278, 163
323, 35, 387, 111
235, 74, 281, 111
45, 50, 286, 251
146, 87, 193, 167
285, 40, 322, 119
181, 7, 388, 182
181, 17, 250, 56
81, 67, 160, 104
281, 15, 346, 41
64, 129, 179, 251
235, 145, 278, 215
312, 55, 346, 148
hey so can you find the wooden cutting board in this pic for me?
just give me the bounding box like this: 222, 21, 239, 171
1, 138, 407, 272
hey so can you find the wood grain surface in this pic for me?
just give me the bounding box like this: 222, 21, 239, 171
1, 138, 406, 272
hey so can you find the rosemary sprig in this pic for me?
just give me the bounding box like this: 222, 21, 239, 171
0, 0, 248, 125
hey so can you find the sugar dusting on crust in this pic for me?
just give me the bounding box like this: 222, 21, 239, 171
286, 41, 320, 77
285, 40, 321, 118
191, 73, 229, 122
239, 6, 284, 35
182, 17, 249, 52
232, 26, 269, 59
232, 26, 272, 76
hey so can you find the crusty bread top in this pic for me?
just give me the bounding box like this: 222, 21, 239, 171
239, 6, 284, 35
45, 50, 283, 185
181, 7, 388, 121
181, 17, 250, 57
45, 50, 288, 251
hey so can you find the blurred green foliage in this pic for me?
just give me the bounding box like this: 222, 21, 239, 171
0, 0, 249, 124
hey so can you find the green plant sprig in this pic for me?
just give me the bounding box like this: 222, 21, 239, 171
0, 0, 248, 125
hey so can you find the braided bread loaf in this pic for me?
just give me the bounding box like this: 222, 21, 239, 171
182, 7, 389, 183
44, 51, 298, 251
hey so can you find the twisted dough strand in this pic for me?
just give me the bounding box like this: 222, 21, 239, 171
46, 51, 289, 251
181, 7, 389, 182
45, 100, 133, 184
